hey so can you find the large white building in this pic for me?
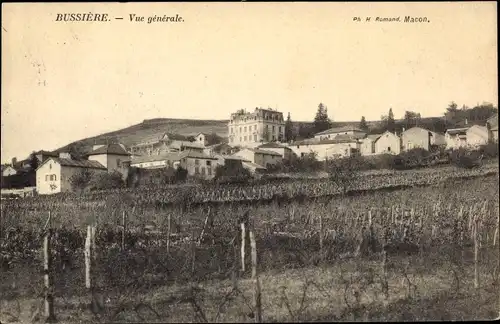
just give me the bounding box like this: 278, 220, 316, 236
228, 108, 285, 147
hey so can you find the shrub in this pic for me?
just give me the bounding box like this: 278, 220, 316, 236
479, 142, 498, 159
69, 169, 93, 192
214, 163, 252, 185
449, 147, 483, 169
88, 171, 125, 191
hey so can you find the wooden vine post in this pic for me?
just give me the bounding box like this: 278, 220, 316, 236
121, 211, 127, 251
319, 213, 323, 262
241, 221, 246, 273
249, 224, 262, 323
43, 211, 56, 323
166, 213, 171, 255
473, 215, 480, 289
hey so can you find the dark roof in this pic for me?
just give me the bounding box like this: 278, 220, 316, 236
39, 158, 106, 170
247, 148, 282, 156
446, 127, 469, 135
131, 152, 182, 164
258, 142, 290, 149
179, 151, 218, 160
315, 126, 365, 136
33, 150, 58, 157
87, 144, 130, 156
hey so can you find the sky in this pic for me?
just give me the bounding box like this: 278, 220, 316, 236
1, 2, 497, 163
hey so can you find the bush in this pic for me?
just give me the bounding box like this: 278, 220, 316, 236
449, 147, 483, 169
479, 142, 498, 159
214, 163, 252, 185
69, 169, 93, 191
88, 171, 125, 191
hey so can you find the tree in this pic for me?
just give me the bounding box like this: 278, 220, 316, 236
404, 111, 421, 129
313, 103, 331, 134
69, 169, 93, 192
28, 151, 39, 170
88, 171, 125, 191
284, 112, 293, 142
387, 108, 395, 132
359, 116, 369, 132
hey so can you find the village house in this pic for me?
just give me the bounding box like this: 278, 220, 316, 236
313, 126, 366, 141
178, 151, 219, 180
361, 131, 400, 155
487, 113, 498, 142
445, 128, 469, 150
289, 137, 360, 161
129, 132, 189, 155
203, 143, 234, 157
401, 127, 446, 151
231, 148, 282, 168
194, 133, 210, 146
2, 165, 17, 177
87, 144, 131, 179
169, 140, 206, 153
130, 152, 182, 170
466, 125, 489, 147
36, 153, 107, 195
228, 107, 285, 146
257, 142, 295, 160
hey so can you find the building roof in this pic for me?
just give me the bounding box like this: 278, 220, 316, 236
33, 150, 58, 157
293, 137, 359, 146
446, 128, 469, 135
365, 134, 383, 142
487, 113, 498, 130
242, 161, 267, 170
131, 152, 182, 164
334, 133, 365, 141
87, 144, 130, 156
226, 154, 251, 162
258, 142, 290, 149
37, 157, 106, 171
179, 151, 218, 160
315, 126, 365, 136
248, 148, 282, 156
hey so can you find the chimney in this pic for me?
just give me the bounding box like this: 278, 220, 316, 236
465, 118, 468, 125
11, 157, 17, 166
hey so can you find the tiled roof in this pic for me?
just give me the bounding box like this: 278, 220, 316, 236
334, 134, 365, 141
258, 142, 290, 149
242, 161, 266, 170
226, 154, 251, 162
293, 138, 359, 146
34, 150, 58, 156
365, 134, 383, 141
487, 114, 498, 129
43, 158, 106, 170
315, 126, 365, 136
131, 152, 182, 164
446, 128, 469, 135
88, 144, 130, 156
248, 148, 282, 156
179, 151, 218, 160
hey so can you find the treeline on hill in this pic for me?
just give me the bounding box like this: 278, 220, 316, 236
287, 102, 498, 140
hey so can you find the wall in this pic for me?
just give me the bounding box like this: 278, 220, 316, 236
315, 130, 366, 141
288, 142, 356, 161
36, 160, 62, 195
257, 152, 282, 167
375, 132, 400, 155
89, 154, 129, 180
401, 128, 430, 151
2, 166, 17, 176
181, 157, 217, 179
445, 133, 467, 150
232, 149, 256, 163
360, 139, 376, 156
466, 126, 489, 147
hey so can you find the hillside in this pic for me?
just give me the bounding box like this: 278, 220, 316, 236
55, 116, 446, 156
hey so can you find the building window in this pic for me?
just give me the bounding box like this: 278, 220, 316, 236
201, 167, 206, 176
244, 126, 247, 132
387, 147, 391, 152
195, 159, 200, 165
207, 167, 212, 176
206, 160, 211, 166
272, 125, 275, 132
45, 175, 49, 181
117, 159, 121, 167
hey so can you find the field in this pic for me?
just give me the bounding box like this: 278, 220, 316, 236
1, 164, 499, 322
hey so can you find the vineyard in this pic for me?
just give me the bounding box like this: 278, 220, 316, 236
1, 163, 499, 322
